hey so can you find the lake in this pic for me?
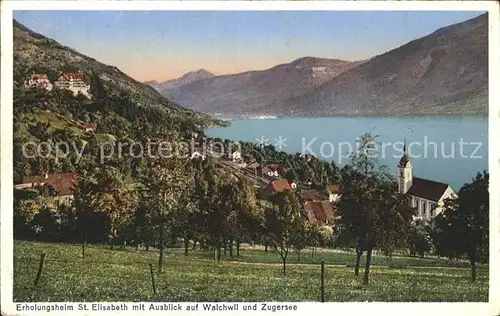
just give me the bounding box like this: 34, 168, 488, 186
207, 116, 488, 190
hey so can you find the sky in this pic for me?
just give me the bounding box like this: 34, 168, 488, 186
14, 10, 484, 82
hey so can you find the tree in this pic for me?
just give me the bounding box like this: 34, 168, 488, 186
265, 190, 304, 275
292, 221, 311, 262
14, 188, 51, 239
72, 168, 98, 258
225, 178, 260, 257
142, 155, 193, 272
336, 133, 414, 284
434, 172, 489, 281
407, 219, 433, 258
91, 165, 137, 249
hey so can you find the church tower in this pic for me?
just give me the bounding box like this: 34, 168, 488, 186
397, 140, 413, 194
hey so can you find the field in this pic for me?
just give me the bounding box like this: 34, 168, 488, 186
13, 240, 488, 302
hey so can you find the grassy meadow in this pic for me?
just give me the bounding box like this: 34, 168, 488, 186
13, 240, 488, 302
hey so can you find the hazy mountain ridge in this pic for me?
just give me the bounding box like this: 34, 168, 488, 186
148, 69, 216, 94
158, 57, 363, 116
152, 13, 488, 117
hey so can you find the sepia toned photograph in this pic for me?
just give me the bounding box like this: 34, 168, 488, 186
1, 2, 498, 315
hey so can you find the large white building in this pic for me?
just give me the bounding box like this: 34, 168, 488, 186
397, 142, 457, 221
54, 72, 91, 98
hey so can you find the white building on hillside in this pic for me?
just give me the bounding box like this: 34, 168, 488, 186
231, 150, 242, 162
54, 71, 91, 98
397, 142, 457, 221
24, 73, 53, 91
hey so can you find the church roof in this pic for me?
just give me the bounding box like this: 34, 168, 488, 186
398, 153, 410, 168
406, 177, 449, 202
398, 140, 410, 168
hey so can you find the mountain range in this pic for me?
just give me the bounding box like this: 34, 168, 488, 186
147, 13, 488, 117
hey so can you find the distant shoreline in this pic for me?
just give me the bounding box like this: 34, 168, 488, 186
210, 113, 489, 123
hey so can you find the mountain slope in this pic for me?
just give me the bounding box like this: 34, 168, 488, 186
158, 13, 487, 116
13, 19, 216, 130
284, 13, 488, 116
161, 57, 363, 116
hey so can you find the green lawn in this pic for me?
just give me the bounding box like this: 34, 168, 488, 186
13, 240, 488, 302
25, 108, 82, 134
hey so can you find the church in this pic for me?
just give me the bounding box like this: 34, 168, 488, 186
397, 142, 457, 221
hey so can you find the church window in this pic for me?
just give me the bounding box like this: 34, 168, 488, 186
430, 203, 437, 217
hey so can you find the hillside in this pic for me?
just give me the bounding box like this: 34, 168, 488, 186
13, 19, 217, 132
12, 19, 220, 183
156, 14, 487, 117
156, 57, 362, 116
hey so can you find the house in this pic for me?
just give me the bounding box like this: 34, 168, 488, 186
24, 73, 53, 91
263, 178, 297, 197
302, 200, 335, 226
326, 184, 341, 203
397, 142, 457, 221
54, 71, 91, 97
14, 172, 77, 208
262, 164, 281, 178
231, 150, 242, 162
83, 122, 97, 132
191, 151, 205, 160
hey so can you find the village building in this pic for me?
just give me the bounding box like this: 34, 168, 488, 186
397, 142, 457, 221
262, 164, 281, 178
54, 71, 91, 98
297, 189, 337, 226
14, 172, 77, 208
302, 200, 335, 226
231, 150, 242, 162
83, 122, 97, 132
327, 184, 341, 203
24, 73, 53, 91
263, 178, 296, 197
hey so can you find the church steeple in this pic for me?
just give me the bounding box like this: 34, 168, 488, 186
398, 139, 412, 194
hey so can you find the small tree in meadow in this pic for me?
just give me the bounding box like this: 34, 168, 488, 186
265, 190, 303, 275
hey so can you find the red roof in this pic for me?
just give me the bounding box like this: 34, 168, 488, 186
59, 72, 85, 80
29, 74, 48, 80
327, 184, 340, 194
398, 153, 410, 168
303, 200, 335, 225
22, 172, 77, 196
398, 141, 410, 168
83, 122, 97, 128
267, 179, 292, 193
